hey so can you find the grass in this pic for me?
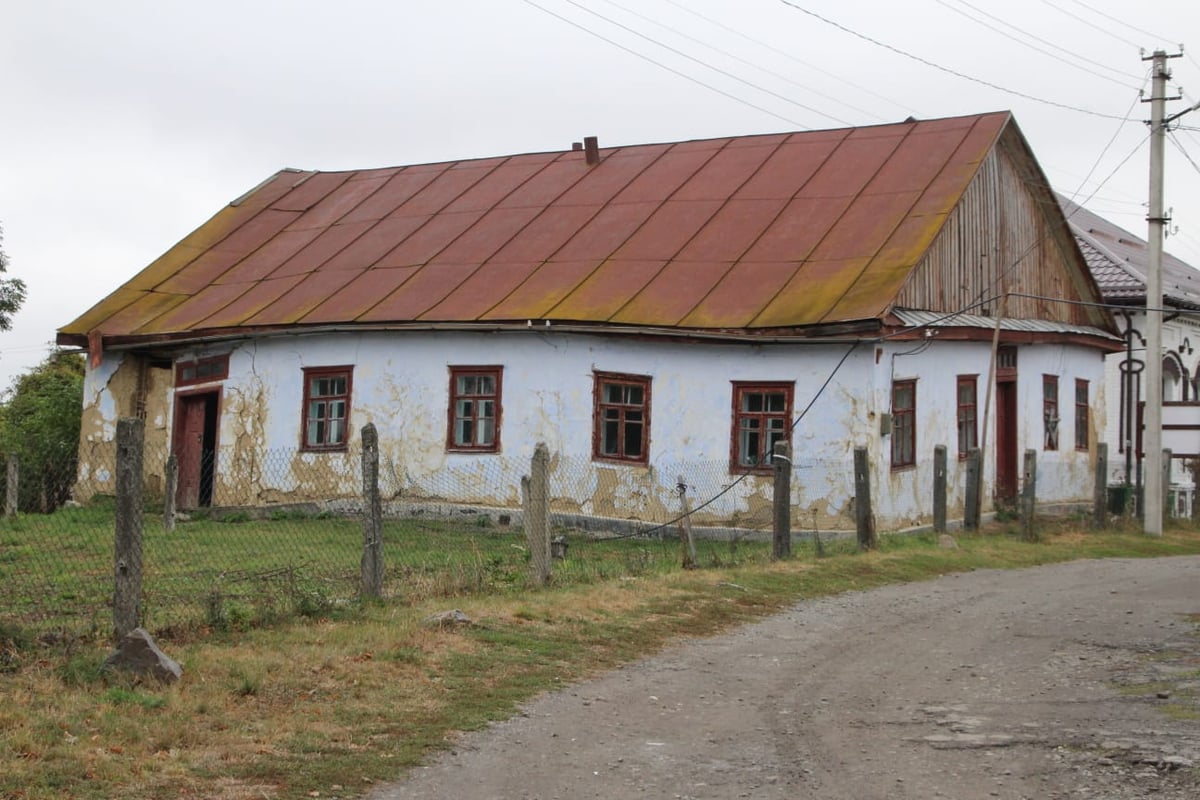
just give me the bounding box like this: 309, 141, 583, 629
1, 503, 738, 637
2, 515, 1200, 799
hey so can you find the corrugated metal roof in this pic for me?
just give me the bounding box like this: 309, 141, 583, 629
61, 112, 1024, 344
1058, 195, 1200, 309
891, 308, 1120, 340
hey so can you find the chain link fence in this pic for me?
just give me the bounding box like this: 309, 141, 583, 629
2, 425, 857, 642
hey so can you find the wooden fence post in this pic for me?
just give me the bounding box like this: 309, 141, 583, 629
1020, 448, 1037, 542
525, 443, 551, 586
360, 423, 384, 599
964, 448, 981, 531
114, 417, 144, 640
676, 477, 698, 569
933, 445, 947, 533
1092, 443, 1108, 529
772, 441, 792, 559
163, 454, 178, 532
854, 446, 877, 550
1163, 448, 1173, 519
5, 456, 17, 518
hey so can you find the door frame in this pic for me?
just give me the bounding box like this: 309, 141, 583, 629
171, 387, 221, 509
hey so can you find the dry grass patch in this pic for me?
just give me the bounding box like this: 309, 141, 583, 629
4, 523, 1200, 799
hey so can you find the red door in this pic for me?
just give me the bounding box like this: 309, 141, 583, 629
995, 379, 1018, 503
173, 392, 216, 508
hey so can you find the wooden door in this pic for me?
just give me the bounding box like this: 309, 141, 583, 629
995, 379, 1018, 503
173, 392, 216, 508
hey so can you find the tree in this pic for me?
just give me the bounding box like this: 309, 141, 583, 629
0, 350, 85, 512
0, 223, 27, 332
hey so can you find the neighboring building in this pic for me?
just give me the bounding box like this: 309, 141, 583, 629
58, 112, 1118, 532
1060, 195, 1200, 503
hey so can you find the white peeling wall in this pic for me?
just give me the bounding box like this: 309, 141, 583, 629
76, 331, 1110, 530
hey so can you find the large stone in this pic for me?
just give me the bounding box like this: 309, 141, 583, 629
422, 609, 473, 629
101, 627, 182, 684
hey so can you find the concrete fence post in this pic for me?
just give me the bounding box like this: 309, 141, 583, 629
525, 443, 551, 586
114, 417, 144, 640
964, 448, 981, 531
164, 454, 178, 532
933, 445, 947, 534
1092, 443, 1108, 529
772, 441, 792, 559
5, 456, 17, 518
854, 446, 877, 550
360, 423, 384, 599
676, 476, 698, 569
1020, 448, 1037, 542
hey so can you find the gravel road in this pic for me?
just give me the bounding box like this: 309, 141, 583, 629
369, 556, 1200, 799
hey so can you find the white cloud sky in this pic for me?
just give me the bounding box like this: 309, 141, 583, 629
2, 0, 1198, 387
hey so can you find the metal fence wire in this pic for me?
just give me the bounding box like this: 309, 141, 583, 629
0, 429, 857, 640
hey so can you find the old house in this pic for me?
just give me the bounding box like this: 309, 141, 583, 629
58, 111, 1118, 532
1061, 195, 1200, 508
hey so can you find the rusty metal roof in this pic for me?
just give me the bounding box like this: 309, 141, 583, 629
1059, 195, 1200, 310
60, 112, 1021, 346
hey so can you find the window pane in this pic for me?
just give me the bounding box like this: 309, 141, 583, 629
456, 419, 473, 446
767, 392, 785, 412
740, 429, 760, 465
478, 418, 495, 445
603, 383, 622, 404
329, 419, 344, 445
624, 419, 643, 456
625, 386, 643, 405
603, 420, 619, 454
743, 392, 764, 413
480, 400, 494, 419
457, 399, 474, 418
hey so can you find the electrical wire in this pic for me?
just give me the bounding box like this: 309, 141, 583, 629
554, 0, 852, 126
936, 0, 1143, 88
778, 0, 1135, 121
660, 0, 918, 118
1168, 130, 1200, 176
1039, 0, 1142, 49
1061, 0, 1176, 47
597, 0, 885, 123
518, 0, 808, 129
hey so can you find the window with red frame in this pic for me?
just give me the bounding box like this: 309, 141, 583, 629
1074, 378, 1089, 451
1043, 375, 1059, 451
891, 379, 916, 468
593, 372, 650, 464
448, 366, 501, 452
302, 367, 352, 451
956, 375, 978, 459
731, 382, 793, 471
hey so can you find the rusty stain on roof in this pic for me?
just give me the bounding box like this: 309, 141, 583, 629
62, 112, 1041, 345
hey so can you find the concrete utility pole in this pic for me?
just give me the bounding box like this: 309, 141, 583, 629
1142, 50, 1169, 536
1142, 49, 1183, 536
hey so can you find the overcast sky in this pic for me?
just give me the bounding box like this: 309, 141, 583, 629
2, 0, 1198, 388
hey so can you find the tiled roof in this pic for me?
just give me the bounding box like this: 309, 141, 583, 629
1059, 195, 1200, 309
60, 112, 1018, 346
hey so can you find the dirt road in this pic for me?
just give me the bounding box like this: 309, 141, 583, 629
369, 556, 1200, 799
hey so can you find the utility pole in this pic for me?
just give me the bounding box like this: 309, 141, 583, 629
1142, 49, 1170, 536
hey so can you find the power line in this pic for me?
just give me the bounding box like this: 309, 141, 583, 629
1038, 0, 1141, 49
598, 0, 886, 123
1061, 0, 1175, 46
554, 0, 853, 126
777, 0, 1134, 121
660, 0, 918, 118
1168, 130, 1200, 177
937, 0, 1142, 88
518, 0, 808, 129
